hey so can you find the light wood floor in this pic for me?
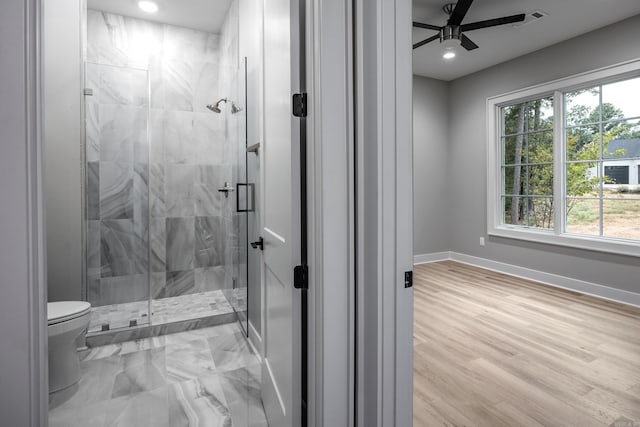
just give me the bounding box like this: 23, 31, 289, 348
413, 261, 640, 427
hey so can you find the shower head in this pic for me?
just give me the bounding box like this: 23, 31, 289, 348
206, 104, 221, 113
206, 98, 229, 114
206, 98, 227, 114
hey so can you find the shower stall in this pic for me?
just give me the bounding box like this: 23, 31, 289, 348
83, 9, 250, 340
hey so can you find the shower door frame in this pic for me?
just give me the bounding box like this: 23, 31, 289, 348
232, 56, 250, 337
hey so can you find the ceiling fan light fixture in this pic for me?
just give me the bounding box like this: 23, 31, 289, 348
412, 0, 526, 52
441, 38, 460, 49
441, 37, 459, 60
441, 25, 461, 43
138, 1, 159, 13
443, 50, 456, 60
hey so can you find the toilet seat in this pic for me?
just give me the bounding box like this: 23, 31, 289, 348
48, 301, 91, 325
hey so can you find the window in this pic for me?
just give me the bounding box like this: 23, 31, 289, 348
500, 96, 554, 229
603, 166, 629, 184
488, 60, 640, 256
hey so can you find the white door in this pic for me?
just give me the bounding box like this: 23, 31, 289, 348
262, 0, 303, 425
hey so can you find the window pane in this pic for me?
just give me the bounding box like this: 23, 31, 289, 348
527, 97, 554, 132
602, 76, 640, 120
604, 123, 640, 159
603, 199, 640, 240
503, 166, 527, 196
528, 197, 554, 229
566, 161, 599, 197
604, 164, 629, 185
503, 196, 525, 225
566, 126, 599, 161
528, 164, 553, 196
500, 96, 555, 229
604, 184, 640, 200
565, 87, 600, 127
528, 130, 553, 163
502, 135, 525, 165
502, 102, 527, 136
503, 196, 555, 229
602, 118, 640, 146
566, 197, 600, 236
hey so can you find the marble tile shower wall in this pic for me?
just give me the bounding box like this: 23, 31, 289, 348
86, 10, 234, 307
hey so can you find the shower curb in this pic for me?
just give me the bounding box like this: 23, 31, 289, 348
85, 311, 238, 347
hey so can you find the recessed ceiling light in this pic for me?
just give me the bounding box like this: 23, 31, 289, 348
443, 51, 456, 60
138, 1, 159, 13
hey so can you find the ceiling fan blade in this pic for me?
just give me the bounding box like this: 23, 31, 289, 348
447, 0, 474, 26
460, 34, 479, 51
413, 21, 441, 31
461, 14, 526, 32
413, 34, 440, 50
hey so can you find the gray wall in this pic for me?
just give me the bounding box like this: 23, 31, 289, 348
444, 15, 640, 293
44, 0, 83, 301
0, 0, 48, 424
413, 75, 450, 255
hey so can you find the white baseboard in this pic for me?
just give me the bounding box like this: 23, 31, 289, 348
413, 251, 640, 308
413, 251, 451, 265
248, 320, 262, 360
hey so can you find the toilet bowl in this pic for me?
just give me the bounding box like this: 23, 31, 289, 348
47, 301, 91, 393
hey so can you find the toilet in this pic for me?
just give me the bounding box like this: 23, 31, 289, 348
47, 301, 91, 393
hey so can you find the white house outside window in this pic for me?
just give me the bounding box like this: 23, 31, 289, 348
487, 60, 640, 256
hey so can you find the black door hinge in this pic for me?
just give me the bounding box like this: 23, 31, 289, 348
292, 93, 307, 117
404, 271, 413, 288
294, 264, 308, 289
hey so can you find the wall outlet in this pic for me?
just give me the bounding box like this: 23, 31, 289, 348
479, 237, 485, 246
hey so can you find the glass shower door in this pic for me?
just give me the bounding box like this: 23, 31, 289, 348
230, 58, 249, 334
84, 62, 151, 333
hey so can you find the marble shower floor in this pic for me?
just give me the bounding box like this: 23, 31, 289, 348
49, 322, 268, 427
88, 290, 235, 333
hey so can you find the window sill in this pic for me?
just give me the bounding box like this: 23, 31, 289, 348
489, 226, 640, 258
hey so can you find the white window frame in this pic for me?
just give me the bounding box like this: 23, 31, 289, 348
487, 58, 640, 257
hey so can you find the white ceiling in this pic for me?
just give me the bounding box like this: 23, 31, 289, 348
87, 0, 233, 33
413, 0, 640, 81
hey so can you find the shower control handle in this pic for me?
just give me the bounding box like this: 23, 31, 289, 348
251, 237, 264, 251
217, 181, 235, 198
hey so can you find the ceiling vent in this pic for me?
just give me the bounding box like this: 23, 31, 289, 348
513, 10, 548, 28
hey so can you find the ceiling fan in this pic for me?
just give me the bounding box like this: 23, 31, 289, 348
413, 0, 525, 51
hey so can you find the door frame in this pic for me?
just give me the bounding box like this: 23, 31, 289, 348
305, 0, 356, 424
0, 0, 49, 425
353, 0, 414, 426
305, 0, 413, 425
